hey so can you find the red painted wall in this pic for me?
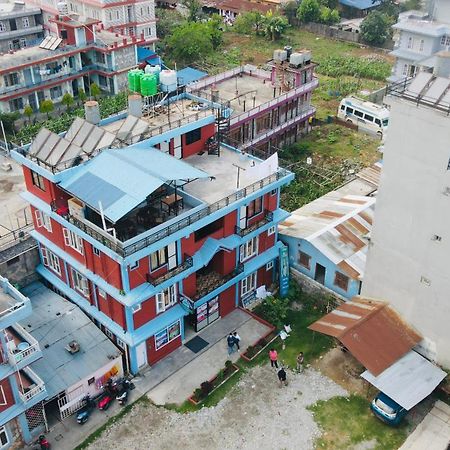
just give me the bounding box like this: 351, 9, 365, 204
133, 298, 157, 330
181, 123, 215, 158
147, 335, 182, 365
219, 285, 236, 317
0, 378, 15, 412
40, 244, 67, 283
128, 256, 151, 290
267, 191, 278, 211
210, 249, 236, 275
182, 273, 197, 298
96, 292, 126, 329
86, 245, 122, 290
23, 167, 54, 204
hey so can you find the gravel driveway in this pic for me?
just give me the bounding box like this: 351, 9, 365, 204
89, 364, 346, 450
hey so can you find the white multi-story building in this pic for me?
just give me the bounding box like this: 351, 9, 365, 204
362, 57, 450, 368
389, 0, 450, 81
24, 0, 157, 47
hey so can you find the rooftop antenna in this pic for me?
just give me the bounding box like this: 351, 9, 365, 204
232, 163, 246, 189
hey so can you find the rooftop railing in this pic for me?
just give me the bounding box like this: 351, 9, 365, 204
18, 367, 45, 403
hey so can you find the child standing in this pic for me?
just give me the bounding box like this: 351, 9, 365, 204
269, 348, 278, 368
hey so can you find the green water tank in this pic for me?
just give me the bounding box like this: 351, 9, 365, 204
140, 74, 157, 97
128, 69, 144, 92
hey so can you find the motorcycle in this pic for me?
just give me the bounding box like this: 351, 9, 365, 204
36, 435, 50, 450
97, 392, 113, 411
116, 379, 134, 406
76, 395, 96, 424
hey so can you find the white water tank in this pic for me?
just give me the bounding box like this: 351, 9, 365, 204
273, 49, 288, 62
289, 52, 304, 67
160, 69, 177, 92
302, 50, 312, 64
128, 94, 143, 117
84, 100, 100, 125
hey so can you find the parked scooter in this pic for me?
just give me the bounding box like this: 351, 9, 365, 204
76, 395, 96, 424
116, 379, 134, 406
35, 434, 50, 450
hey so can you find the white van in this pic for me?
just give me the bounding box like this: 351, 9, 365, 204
338, 96, 389, 137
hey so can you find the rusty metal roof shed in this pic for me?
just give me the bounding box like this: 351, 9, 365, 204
308, 297, 422, 376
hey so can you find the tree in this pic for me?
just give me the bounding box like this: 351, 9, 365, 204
0, 112, 19, 135
207, 14, 224, 49
297, 0, 321, 23
23, 105, 33, 123
77, 89, 87, 104
39, 99, 54, 119
181, 0, 202, 22
167, 22, 213, 65
264, 11, 289, 41
61, 93, 74, 111
320, 6, 340, 24
155, 8, 185, 39
233, 11, 265, 35
282, 1, 299, 25
360, 11, 391, 46
89, 83, 101, 99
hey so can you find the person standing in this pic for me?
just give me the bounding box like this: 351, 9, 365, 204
233, 331, 241, 351
277, 367, 288, 387
269, 348, 278, 368
227, 333, 235, 355
296, 352, 304, 373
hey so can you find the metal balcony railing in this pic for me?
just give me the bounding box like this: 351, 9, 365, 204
18, 367, 45, 403
146, 255, 194, 286
235, 210, 273, 237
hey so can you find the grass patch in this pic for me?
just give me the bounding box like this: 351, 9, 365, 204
309, 394, 408, 450
74, 396, 151, 450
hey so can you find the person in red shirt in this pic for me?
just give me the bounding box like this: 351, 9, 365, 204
269, 348, 278, 368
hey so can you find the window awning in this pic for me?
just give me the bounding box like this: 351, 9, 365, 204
59, 147, 210, 223
361, 350, 447, 410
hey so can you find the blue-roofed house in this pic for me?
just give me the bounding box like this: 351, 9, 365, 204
339, 0, 381, 17
279, 192, 375, 300
11, 90, 294, 374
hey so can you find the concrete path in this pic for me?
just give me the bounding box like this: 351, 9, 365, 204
38, 309, 272, 450
400, 400, 450, 450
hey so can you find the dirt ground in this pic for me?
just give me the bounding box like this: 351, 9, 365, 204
88, 364, 346, 450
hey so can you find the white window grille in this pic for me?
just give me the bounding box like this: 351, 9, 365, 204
34, 210, 52, 232
239, 236, 259, 262
71, 268, 89, 296
156, 285, 177, 313
241, 272, 257, 296
63, 228, 84, 254
41, 248, 61, 275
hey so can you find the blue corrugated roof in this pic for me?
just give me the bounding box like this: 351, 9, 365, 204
339, 0, 380, 9
60, 148, 210, 223
177, 67, 208, 86
137, 47, 162, 65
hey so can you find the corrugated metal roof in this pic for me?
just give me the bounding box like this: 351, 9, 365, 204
60, 147, 210, 223
339, 0, 380, 10
361, 350, 447, 410
308, 297, 422, 376
20, 282, 121, 399
280, 193, 375, 279
177, 67, 208, 86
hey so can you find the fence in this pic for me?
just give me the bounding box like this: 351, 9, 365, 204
303, 22, 394, 50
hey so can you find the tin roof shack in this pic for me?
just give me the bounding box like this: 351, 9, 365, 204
279, 193, 375, 300
21, 282, 123, 423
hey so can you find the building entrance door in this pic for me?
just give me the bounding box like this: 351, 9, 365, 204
136, 341, 147, 368
195, 296, 220, 332
314, 263, 326, 285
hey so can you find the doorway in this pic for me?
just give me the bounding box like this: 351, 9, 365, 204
136, 341, 147, 368
314, 263, 326, 285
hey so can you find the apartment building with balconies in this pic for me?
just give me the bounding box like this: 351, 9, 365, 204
11, 91, 294, 374
0, 0, 44, 52
0, 275, 47, 447
0, 15, 145, 113
186, 49, 318, 153
25, 0, 157, 47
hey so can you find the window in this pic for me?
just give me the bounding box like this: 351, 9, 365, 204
88, 377, 95, 385
4, 72, 19, 87
334, 271, 349, 291
129, 260, 139, 270
340, 104, 345, 111
71, 268, 89, 296
407, 37, 413, 49
185, 128, 201, 145
402, 64, 408, 76
266, 261, 274, 271
375, 118, 381, 126
346, 107, 354, 114
441, 35, 450, 46
98, 74, 107, 87
96, 51, 106, 64
147, 6, 150, 13
63, 228, 84, 254
354, 110, 363, 118
0, 22, 6, 32
268, 225, 276, 236
20, 38, 26, 48
364, 114, 374, 122
0, 426, 8, 447
241, 272, 257, 296
98, 288, 106, 298
132, 303, 142, 313
271, 189, 277, 196
419, 39, 424, 52
50, 85, 62, 100
22, 17, 30, 28
116, 338, 125, 349
108, 12, 112, 20
34, 210, 52, 232
41, 247, 61, 275
240, 236, 259, 262
116, 10, 119, 19
140, 7, 143, 15
93, 247, 100, 256
9, 98, 23, 112
104, 328, 114, 339
146, 27, 152, 37
156, 285, 177, 313
298, 251, 311, 270
150, 248, 167, 271
0, 386, 7, 406
155, 320, 180, 350
247, 197, 263, 218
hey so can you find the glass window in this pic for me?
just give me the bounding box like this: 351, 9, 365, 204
156, 284, 177, 313
150, 248, 167, 271
334, 271, 349, 291
31, 170, 45, 190
63, 228, 84, 254
266, 261, 274, 271
71, 268, 89, 296
155, 320, 181, 350
0, 23, 6, 32
20, 38, 27, 48
239, 236, 259, 262
354, 110, 363, 118
298, 251, 311, 269
419, 39, 424, 52
340, 104, 345, 111
346, 107, 354, 114
241, 272, 257, 296
247, 197, 263, 218
129, 260, 139, 270
185, 128, 201, 145
34, 210, 52, 232
0, 426, 8, 446
22, 17, 30, 28
41, 247, 61, 275
98, 288, 106, 298
268, 225, 276, 236
382, 119, 389, 127
364, 114, 374, 122
93, 247, 100, 256
375, 118, 381, 126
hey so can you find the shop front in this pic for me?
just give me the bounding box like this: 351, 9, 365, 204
192, 296, 220, 332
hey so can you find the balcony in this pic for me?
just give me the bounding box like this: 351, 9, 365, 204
192, 264, 244, 301
235, 210, 273, 237
146, 255, 193, 286
17, 367, 46, 404
0, 282, 31, 329
5, 324, 41, 368
0, 25, 43, 39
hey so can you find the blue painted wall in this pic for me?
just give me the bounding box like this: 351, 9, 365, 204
280, 235, 361, 300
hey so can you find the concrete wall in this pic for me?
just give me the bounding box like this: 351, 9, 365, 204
362, 95, 450, 367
